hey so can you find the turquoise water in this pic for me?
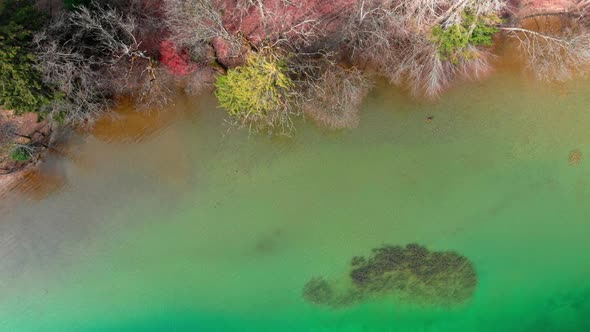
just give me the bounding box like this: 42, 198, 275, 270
1, 72, 590, 331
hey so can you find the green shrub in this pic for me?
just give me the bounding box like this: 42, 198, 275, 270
431, 11, 499, 64
0, 0, 46, 30
0, 0, 55, 114
214, 50, 295, 132
0, 41, 52, 113
10, 145, 31, 161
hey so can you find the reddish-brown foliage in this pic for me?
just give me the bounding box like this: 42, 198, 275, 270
212, 0, 355, 66
160, 40, 199, 75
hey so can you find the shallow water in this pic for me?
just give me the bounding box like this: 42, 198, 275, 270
1, 71, 589, 331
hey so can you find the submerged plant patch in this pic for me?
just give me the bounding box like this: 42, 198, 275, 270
303, 243, 477, 308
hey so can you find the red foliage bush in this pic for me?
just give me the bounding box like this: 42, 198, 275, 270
160, 40, 199, 76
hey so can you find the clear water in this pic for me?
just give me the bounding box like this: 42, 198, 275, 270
1, 71, 589, 331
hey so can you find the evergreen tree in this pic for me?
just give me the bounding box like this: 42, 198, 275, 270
0, 0, 55, 113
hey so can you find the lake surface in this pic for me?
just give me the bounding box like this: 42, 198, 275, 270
1, 70, 589, 331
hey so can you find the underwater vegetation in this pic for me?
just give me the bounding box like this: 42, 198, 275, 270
525, 286, 590, 332
302, 277, 334, 305
303, 243, 477, 308
254, 229, 284, 255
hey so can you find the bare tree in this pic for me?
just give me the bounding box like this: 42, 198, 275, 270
163, 0, 242, 60
0, 118, 16, 170
341, 0, 504, 98
163, 0, 329, 68
502, 13, 590, 81
504, 27, 590, 81
34, 31, 109, 123
303, 65, 373, 129
35, 1, 171, 124
576, 0, 590, 14
184, 67, 218, 96
35, 0, 64, 17
240, 0, 325, 49
0, 118, 16, 155
389, 37, 453, 98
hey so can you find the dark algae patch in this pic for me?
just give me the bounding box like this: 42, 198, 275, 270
303, 244, 477, 308
302, 277, 334, 305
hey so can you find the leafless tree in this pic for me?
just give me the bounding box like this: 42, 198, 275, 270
0, 118, 16, 154
344, 0, 504, 49
34, 1, 171, 124
303, 65, 373, 129
241, 0, 325, 49
163, 0, 327, 67
341, 0, 504, 98
504, 27, 590, 81
346, 0, 590, 88
503, 12, 590, 81
389, 37, 453, 98
575, 0, 590, 16
163, 0, 242, 60
230, 0, 305, 31
34, 32, 109, 123
116, 0, 166, 52
184, 67, 218, 96
35, 0, 64, 17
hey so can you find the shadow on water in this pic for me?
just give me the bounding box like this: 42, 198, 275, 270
253, 228, 284, 255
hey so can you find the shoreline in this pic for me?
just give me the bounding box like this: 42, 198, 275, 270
0, 109, 55, 199
0, 0, 578, 197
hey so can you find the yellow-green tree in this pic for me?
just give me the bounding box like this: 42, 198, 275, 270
215, 50, 296, 133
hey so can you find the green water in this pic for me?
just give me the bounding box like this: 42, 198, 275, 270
1, 72, 590, 331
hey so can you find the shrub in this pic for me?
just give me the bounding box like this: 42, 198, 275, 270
214, 49, 296, 133
160, 40, 199, 76
10, 145, 32, 161
303, 66, 372, 130
431, 11, 499, 64
0, 41, 52, 113
0, 1, 55, 113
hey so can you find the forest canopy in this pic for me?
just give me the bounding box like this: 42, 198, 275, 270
1, 0, 590, 135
